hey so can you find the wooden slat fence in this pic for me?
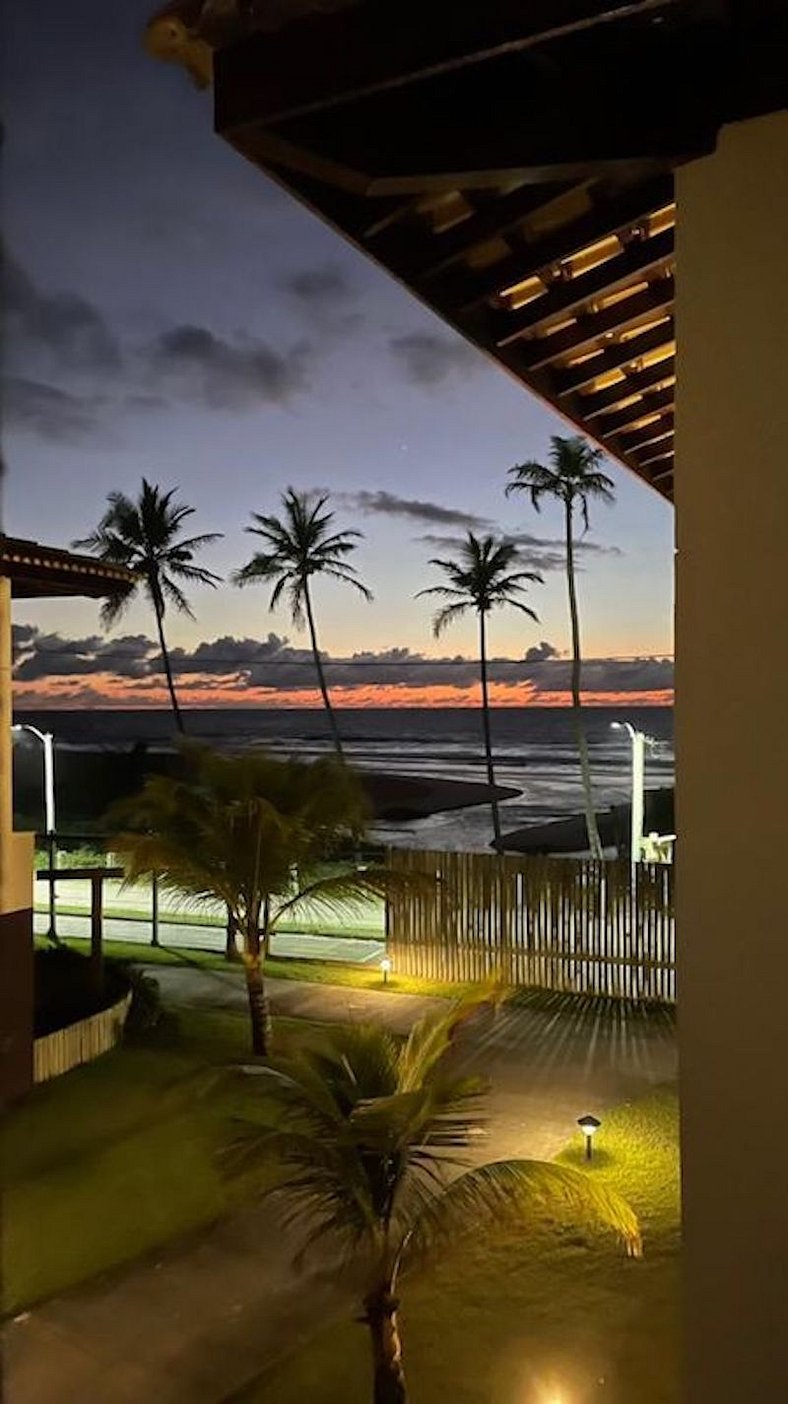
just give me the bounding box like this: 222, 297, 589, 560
387, 850, 675, 1003
33, 991, 132, 1084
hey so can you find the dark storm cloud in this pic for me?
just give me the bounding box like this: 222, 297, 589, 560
13, 630, 153, 681
3, 377, 105, 444
166, 633, 293, 675
330, 490, 490, 531
388, 332, 481, 388
524, 641, 561, 663
12, 625, 674, 696
3, 245, 120, 372
144, 324, 310, 408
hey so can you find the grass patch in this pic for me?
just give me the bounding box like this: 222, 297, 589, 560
44, 935, 460, 998
236, 1086, 680, 1404
0, 1006, 322, 1317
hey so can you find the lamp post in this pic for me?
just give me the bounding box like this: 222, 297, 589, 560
611, 721, 656, 868
577, 1113, 601, 1162
380, 955, 392, 986
12, 723, 57, 938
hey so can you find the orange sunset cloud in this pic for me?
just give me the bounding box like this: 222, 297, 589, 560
13, 673, 674, 711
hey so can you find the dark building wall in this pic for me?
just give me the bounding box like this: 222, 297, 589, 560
0, 906, 34, 1103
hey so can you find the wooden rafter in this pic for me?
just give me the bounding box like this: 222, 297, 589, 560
427, 174, 674, 307
597, 385, 673, 437
550, 319, 674, 394
493, 227, 674, 343
522, 278, 673, 369
580, 356, 675, 417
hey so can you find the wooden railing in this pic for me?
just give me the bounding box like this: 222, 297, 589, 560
386, 849, 675, 1003
33, 991, 132, 1084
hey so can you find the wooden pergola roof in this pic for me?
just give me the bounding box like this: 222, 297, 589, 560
0, 537, 137, 600
148, 0, 788, 502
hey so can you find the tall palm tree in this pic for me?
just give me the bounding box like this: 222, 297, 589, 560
234, 489, 372, 761
507, 436, 615, 860
417, 533, 542, 851
109, 745, 408, 1055
74, 478, 222, 732
225, 993, 642, 1404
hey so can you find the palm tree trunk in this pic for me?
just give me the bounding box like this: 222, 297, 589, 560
152, 593, 184, 735
565, 501, 603, 859
303, 579, 345, 762
479, 611, 502, 852
242, 924, 270, 1055
364, 1287, 408, 1404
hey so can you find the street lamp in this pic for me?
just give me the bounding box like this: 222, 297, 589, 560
380, 955, 392, 986
12, 723, 57, 938
577, 1113, 601, 1161
610, 721, 657, 868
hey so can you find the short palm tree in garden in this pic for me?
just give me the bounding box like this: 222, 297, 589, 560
74, 478, 222, 733
418, 532, 542, 851
235, 488, 372, 761
507, 436, 615, 859
110, 745, 401, 1055
225, 993, 641, 1404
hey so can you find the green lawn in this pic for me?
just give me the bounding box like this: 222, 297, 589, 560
0, 1006, 322, 1317
46, 934, 462, 999
236, 1087, 680, 1404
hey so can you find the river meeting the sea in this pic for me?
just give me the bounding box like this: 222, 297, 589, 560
13, 705, 674, 853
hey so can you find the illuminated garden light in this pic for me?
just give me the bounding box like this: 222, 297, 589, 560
577, 1113, 602, 1161
380, 955, 392, 985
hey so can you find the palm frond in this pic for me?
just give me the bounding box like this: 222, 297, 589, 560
402, 1158, 642, 1274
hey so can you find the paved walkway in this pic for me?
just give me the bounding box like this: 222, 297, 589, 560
3, 971, 677, 1404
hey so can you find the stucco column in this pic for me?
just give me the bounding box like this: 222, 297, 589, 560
675, 110, 788, 1400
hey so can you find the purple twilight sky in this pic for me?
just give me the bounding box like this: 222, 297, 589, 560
2, 1, 674, 705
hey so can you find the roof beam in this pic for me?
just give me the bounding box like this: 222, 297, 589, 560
492, 226, 674, 344
580, 355, 675, 417
548, 320, 674, 397
521, 278, 673, 370
600, 385, 674, 437
619, 417, 674, 454
368, 180, 572, 279
428, 173, 674, 306
213, 1, 681, 126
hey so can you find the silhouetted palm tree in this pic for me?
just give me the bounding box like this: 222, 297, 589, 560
234, 489, 372, 761
225, 992, 641, 1403
507, 435, 615, 859
418, 533, 542, 851
74, 479, 221, 732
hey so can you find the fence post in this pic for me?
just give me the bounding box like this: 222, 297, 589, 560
151, 873, 160, 947
90, 875, 104, 997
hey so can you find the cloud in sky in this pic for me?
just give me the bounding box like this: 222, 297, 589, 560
3, 248, 314, 442
330, 489, 490, 531
12, 623, 673, 708
143, 324, 311, 409
388, 331, 482, 388
3, 243, 121, 373
3, 377, 106, 444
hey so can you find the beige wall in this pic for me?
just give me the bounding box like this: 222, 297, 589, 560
676, 110, 788, 1399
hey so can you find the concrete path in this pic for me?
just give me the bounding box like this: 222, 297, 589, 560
3, 971, 677, 1404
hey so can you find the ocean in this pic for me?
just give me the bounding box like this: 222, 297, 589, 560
14, 706, 674, 852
